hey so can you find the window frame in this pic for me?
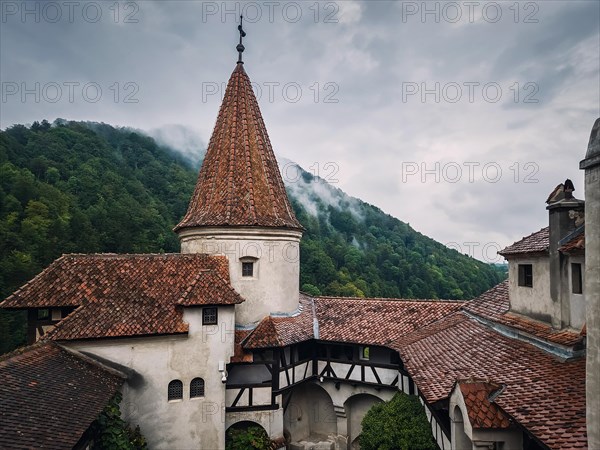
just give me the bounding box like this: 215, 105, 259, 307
242, 261, 254, 277
571, 263, 583, 294
359, 346, 370, 361
202, 307, 218, 326
190, 377, 205, 399
518, 264, 533, 288
168, 379, 183, 402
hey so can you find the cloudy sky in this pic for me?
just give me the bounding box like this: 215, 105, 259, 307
1, 0, 599, 262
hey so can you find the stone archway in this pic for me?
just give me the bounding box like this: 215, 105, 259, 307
451, 406, 472, 450
284, 382, 337, 444
344, 393, 383, 450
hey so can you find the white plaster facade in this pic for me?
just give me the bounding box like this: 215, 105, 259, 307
68, 306, 236, 450
178, 226, 302, 325
507, 257, 551, 322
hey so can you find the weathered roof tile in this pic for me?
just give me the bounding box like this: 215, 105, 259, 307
175, 64, 302, 231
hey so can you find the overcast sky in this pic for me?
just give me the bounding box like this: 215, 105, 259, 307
1, 0, 599, 262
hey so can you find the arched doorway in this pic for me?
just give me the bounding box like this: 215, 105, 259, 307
225, 421, 270, 450
451, 406, 472, 450
284, 382, 337, 443
344, 393, 383, 449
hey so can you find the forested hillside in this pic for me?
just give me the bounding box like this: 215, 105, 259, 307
0, 121, 505, 353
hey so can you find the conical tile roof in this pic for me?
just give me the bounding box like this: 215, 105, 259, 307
175, 64, 302, 232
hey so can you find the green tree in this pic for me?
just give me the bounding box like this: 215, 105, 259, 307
360, 392, 437, 450
91, 392, 147, 450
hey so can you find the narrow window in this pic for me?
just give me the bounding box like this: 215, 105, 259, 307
360, 346, 370, 361
168, 380, 183, 401
190, 378, 205, 398
572, 263, 583, 294
203, 307, 218, 325
518, 264, 533, 287
37, 309, 49, 320
242, 261, 254, 277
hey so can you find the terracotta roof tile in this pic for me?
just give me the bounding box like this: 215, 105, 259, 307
463, 281, 583, 347
499, 227, 549, 256
559, 227, 585, 254
315, 296, 463, 346
457, 378, 511, 429
231, 330, 254, 363
175, 63, 302, 231
392, 313, 587, 449
0, 342, 124, 449
243, 295, 462, 349
243, 294, 314, 349
0, 254, 243, 341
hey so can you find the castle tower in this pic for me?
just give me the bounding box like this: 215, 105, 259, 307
175, 22, 303, 325
581, 118, 600, 450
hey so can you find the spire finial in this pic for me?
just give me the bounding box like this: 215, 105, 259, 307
236, 15, 246, 64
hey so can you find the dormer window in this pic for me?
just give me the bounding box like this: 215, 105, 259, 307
518, 264, 533, 287
242, 262, 254, 277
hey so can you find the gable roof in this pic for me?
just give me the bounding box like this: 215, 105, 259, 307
499, 227, 549, 256
175, 63, 302, 232
0, 342, 125, 449
0, 253, 244, 341
455, 378, 511, 429
463, 281, 583, 347
242, 294, 463, 349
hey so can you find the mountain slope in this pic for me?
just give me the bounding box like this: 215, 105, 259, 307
0, 120, 505, 353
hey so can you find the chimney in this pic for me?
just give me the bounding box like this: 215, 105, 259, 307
546, 179, 584, 328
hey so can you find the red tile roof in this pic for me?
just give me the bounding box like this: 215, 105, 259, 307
463, 281, 583, 347
0, 342, 124, 449
499, 227, 549, 256
243, 294, 463, 349
315, 296, 463, 346
175, 63, 302, 232
243, 294, 315, 349
456, 378, 511, 429
560, 231, 585, 253
0, 254, 243, 341
231, 329, 254, 363
392, 313, 587, 449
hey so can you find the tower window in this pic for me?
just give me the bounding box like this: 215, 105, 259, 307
203, 307, 218, 325
190, 378, 205, 398
572, 263, 583, 294
242, 262, 254, 277
518, 264, 533, 287
168, 380, 183, 401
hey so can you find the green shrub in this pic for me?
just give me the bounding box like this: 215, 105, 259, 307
225, 425, 271, 450
360, 392, 437, 450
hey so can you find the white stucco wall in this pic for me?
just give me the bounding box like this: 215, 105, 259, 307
67, 306, 236, 450
507, 257, 552, 323
179, 227, 302, 325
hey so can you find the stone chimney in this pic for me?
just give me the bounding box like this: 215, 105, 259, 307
580, 118, 600, 450
546, 179, 584, 328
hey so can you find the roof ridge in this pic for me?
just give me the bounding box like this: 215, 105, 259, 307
56, 344, 128, 379
316, 295, 461, 303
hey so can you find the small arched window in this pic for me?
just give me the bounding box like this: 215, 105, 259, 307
168, 380, 183, 401
190, 378, 205, 398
